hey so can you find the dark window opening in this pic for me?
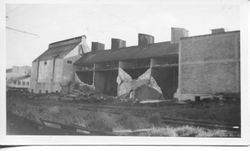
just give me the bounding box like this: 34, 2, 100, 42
67, 60, 72, 64
18, 81, 21, 85
124, 68, 148, 79
44, 61, 47, 65
39, 90, 42, 94
76, 71, 93, 85
26, 82, 29, 85
151, 67, 178, 99
22, 81, 25, 85
45, 90, 48, 94
94, 70, 118, 96
13, 80, 17, 85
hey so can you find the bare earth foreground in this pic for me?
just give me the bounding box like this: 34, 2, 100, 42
6, 91, 240, 137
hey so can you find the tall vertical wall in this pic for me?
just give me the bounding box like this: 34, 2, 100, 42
178, 31, 240, 100
29, 60, 38, 92
30, 58, 63, 93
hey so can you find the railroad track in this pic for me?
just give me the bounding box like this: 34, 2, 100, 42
40, 118, 114, 135
77, 103, 240, 131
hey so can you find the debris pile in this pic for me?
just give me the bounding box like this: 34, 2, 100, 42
58, 72, 165, 104
60, 83, 97, 101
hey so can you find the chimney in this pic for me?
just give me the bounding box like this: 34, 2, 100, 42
211, 28, 225, 34
111, 38, 126, 49
91, 42, 105, 52
171, 27, 189, 43
138, 33, 154, 47
79, 35, 90, 54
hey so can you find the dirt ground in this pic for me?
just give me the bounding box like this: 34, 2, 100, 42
6, 91, 241, 137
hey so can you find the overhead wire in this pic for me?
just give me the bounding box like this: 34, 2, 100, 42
6, 26, 40, 37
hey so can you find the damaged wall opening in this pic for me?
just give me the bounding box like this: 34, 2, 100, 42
76, 71, 93, 85
152, 66, 178, 99
123, 68, 148, 79
94, 70, 118, 96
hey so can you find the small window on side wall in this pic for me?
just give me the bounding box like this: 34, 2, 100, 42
44, 61, 47, 65
67, 60, 72, 64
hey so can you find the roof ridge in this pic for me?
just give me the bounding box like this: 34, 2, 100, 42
181, 30, 240, 40
49, 35, 84, 46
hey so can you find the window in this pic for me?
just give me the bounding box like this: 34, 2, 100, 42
13, 80, 17, 85
67, 60, 72, 64
45, 90, 48, 94
39, 90, 42, 94
26, 82, 29, 85
18, 81, 21, 85
44, 61, 47, 65
22, 81, 25, 85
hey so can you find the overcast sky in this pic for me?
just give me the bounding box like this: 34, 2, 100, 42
5, 0, 240, 68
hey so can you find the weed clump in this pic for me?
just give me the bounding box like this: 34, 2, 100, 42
86, 112, 117, 132
148, 113, 162, 126
118, 112, 150, 130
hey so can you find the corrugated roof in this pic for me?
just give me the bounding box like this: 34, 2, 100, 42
34, 36, 82, 61
75, 41, 178, 65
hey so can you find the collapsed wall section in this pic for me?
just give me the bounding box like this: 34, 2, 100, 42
151, 67, 178, 99
117, 59, 164, 100
151, 55, 179, 99
93, 61, 119, 96
94, 70, 118, 96
75, 71, 93, 85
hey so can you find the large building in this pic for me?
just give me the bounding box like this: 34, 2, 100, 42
177, 28, 240, 100
6, 66, 31, 90
30, 27, 240, 101
29, 35, 90, 93
74, 28, 187, 100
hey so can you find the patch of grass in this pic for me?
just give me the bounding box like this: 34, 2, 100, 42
118, 112, 150, 130
174, 126, 203, 137
138, 127, 176, 136
86, 112, 118, 132
148, 113, 162, 126
137, 126, 240, 137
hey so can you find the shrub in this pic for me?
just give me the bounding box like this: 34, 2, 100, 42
174, 126, 203, 137
118, 112, 150, 130
138, 127, 176, 136
148, 113, 162, 126
86, 112, 117, 132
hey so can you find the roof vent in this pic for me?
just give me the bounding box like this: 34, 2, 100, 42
211, 28, 225, 34
171, 27, 189, 43
138, 33, 154, 47
111, 38, 126, 49
91, 42, 105, 52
